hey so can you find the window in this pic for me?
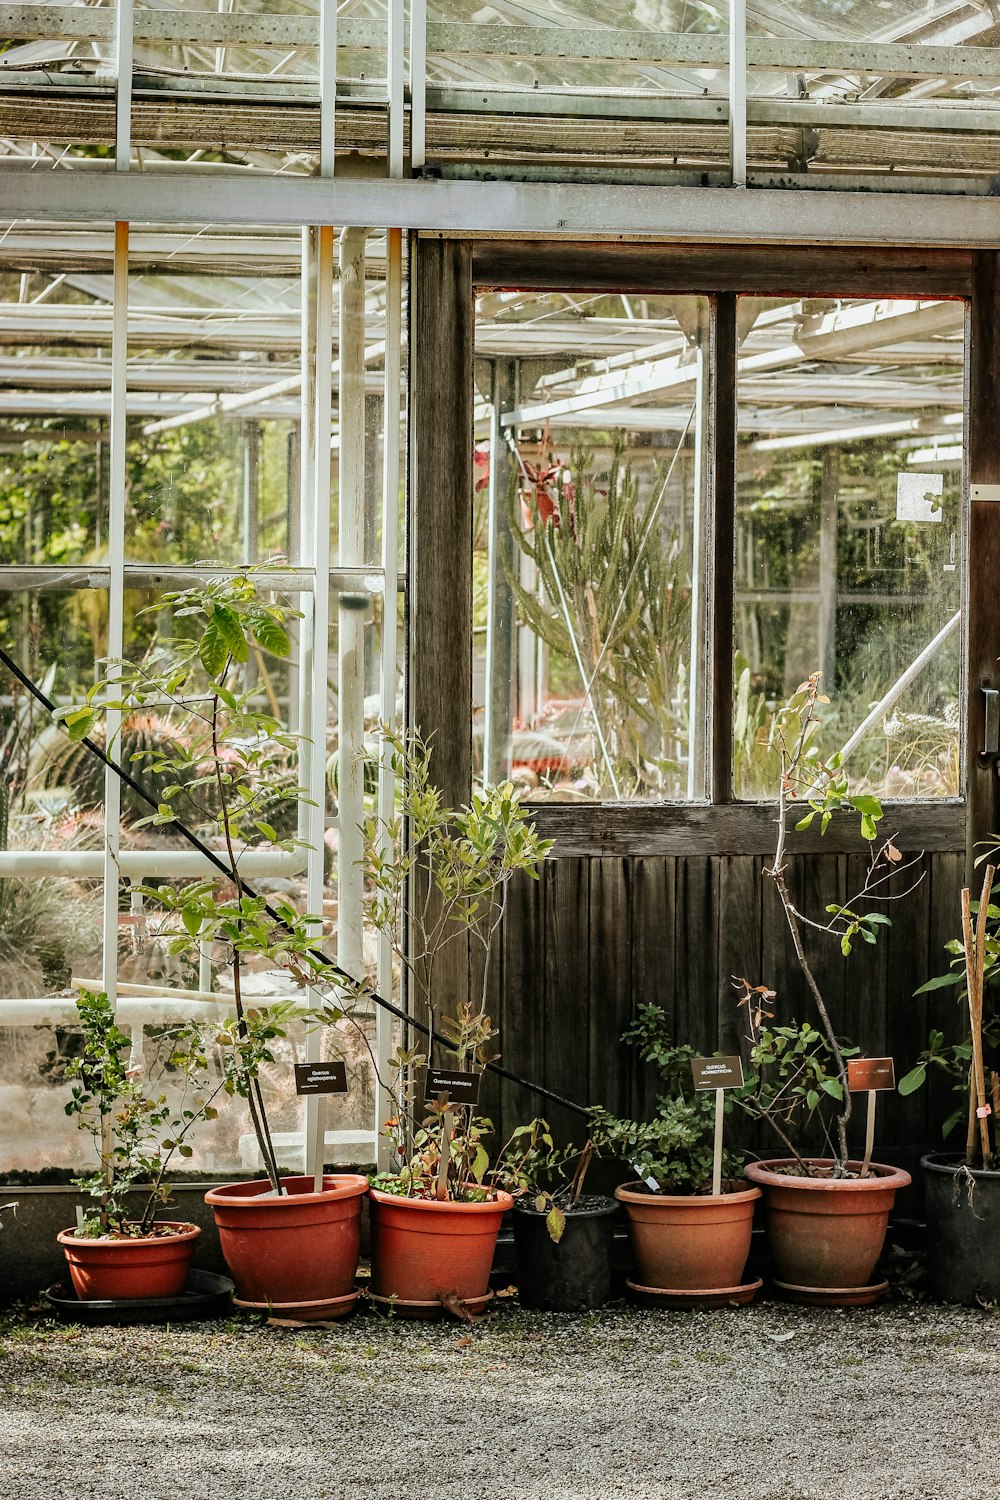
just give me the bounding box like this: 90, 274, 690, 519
0, 221, 404, 1176
471, 275, 967, 814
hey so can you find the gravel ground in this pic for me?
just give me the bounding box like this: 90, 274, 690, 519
2, 1294, 999, 1500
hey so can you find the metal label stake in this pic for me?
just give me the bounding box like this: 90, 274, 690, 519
847, 1057, 896, 1178
691, 1055, 745, 1196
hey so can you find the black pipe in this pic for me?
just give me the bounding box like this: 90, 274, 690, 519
0, 645, 590, 1120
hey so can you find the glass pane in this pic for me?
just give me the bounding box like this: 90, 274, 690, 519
0, 585, 107, 855
734, 294, 964, 800
473, 291, 710, 802
0, 221, 116, 565
125, 227, 301, 566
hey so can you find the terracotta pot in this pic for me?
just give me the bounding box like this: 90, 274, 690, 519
369, 1187, 512, 1305
744, 1158, 911, 1290
56, 1221, 200, 1302
204, 1175, 367, 1305
614, 1181, 760, 1291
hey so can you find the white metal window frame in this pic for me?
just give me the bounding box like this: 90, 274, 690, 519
0, 223, 405, 1177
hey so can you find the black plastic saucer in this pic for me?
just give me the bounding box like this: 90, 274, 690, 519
44, 1269, 234, 1325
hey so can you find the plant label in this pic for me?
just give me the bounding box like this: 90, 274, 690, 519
847, 1057, 895, 1092
691, 1056, 744, 1090
424, 1068, 481, 1106
293, 1061, 348, 1096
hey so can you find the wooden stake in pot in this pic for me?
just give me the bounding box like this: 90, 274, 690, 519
846, 1057, 896, 1178
961, 866, 995, 1167
690, 1056, 745, 1195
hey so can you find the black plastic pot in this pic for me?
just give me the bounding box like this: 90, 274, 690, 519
512, 1195, 617, 1311
923, 1152, 1000, 1305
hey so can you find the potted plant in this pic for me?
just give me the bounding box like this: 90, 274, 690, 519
361, 726, 552, 1316
903, 863, 1000, 1304
737, 673, 913, 1305
58, 572, 368, 1318
57, 988, 221, 1302
588, 1005, 761, 1306
498, 1125, 616, 1312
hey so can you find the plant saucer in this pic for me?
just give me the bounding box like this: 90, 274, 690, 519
772, 1278, 888, 1307
233, 1287, 361, 1321
367, 1288, 494, 1320
625, 1277, 762, 1309
44, 1269, 234, 1325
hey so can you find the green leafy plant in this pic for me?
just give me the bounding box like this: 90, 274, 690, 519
58, 569, 347, 1196
589, 1004, 745, 1194
900, 863, 1000, 1165
494, 1122, 598, 1242
737, 670, 921, 1175
361, 724, 552, 1201
64, 989, 222, 1237
735, 980, 860, 1171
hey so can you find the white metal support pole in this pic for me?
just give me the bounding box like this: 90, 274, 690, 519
302, 0, 336, 1184
729, 0, 747, 189
861, 1091, 876, 1178
712, 1088, 724, 1196
114, 0, 133, 172
687, 346, 705, 799
388, 0, 405, 180
375, 225, 402, 1171
102, 221, 128, 1018
302, 224, 334, 1189
409, 0, 427, 172
319, 0, 337, 177
337, 226, 367, 991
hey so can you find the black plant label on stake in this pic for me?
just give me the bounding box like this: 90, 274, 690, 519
424, 1068, 481, 1106
690, 1056, 745, 1090
293, 1061, 349, 1095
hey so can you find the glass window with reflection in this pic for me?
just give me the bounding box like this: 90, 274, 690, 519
473, 290, 711, 803
734, 295, 964, 801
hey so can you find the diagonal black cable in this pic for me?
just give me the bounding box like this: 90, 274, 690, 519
0, 644, 590, 1119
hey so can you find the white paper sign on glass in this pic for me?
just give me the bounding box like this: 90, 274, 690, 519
896, 471, 943, 523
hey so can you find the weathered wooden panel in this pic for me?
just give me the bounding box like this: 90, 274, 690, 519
472, 242, 973, 299
491, 848, 962, 1169
529, 799, 964, 858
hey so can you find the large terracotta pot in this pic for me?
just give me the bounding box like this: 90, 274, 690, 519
204, 1175, 367, 1307
614, 1181, 760, 1291
369, 1187, 512, 1305
57, 1221, 200, 1302
744, 1158, 911, 1290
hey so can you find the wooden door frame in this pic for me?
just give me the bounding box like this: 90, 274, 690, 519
409, 233, 978, 862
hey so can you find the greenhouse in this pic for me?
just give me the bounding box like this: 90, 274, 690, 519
2, 3, 1000, 1498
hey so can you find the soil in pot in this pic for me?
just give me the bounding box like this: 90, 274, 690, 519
923, 1152, 1000, 1305
614, 1181, 761, 1293
204, 1174, 367, 1308
744, 1158, 911, 1293
368, 1188, 512, 1309
56, 1221, 200, 1302
513, 1194, 617, 1312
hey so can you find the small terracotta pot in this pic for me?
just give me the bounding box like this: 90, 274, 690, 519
614, 1181, 760, 1291
744, 1158, 911, 1290
57, 1221, 200, 1302
204, 1174, 367, 1306
368, 1187, 513, 1305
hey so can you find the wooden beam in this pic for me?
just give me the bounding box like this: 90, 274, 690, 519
472, 243, 973, 298
967, 257, 1000, 881
408, 235, 474, 1030
528, 800, 965, 860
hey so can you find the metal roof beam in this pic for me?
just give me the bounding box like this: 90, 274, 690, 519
3, 171, 1000, 248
